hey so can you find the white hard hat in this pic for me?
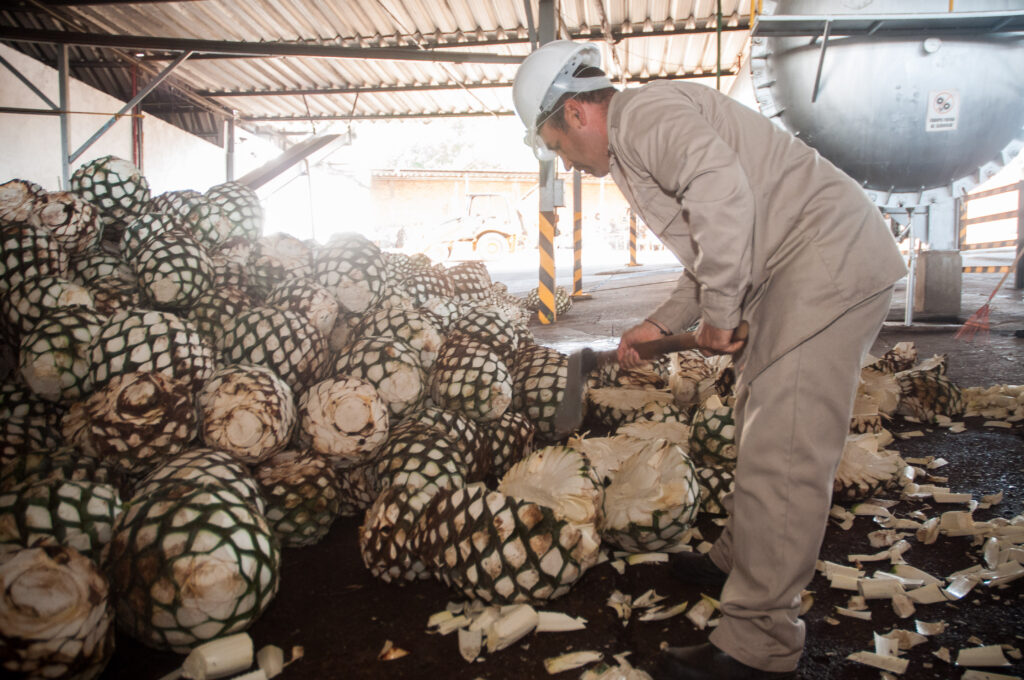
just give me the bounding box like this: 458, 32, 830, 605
512, 40, 612, 161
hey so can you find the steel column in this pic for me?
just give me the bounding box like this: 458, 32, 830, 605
131, 64, 143, 171
58, 45, 71, 189
226, 116, 235, 182
536, 0, 558, 325
904, 210, 917, 326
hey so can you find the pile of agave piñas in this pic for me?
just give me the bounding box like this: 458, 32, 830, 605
0, 158, 982, 676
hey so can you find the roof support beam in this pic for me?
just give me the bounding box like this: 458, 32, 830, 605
241, 111, 516, 122
199, 82, 512, 97
132, 21, 750, 61
195, 65, 738, 98
0, 27, 525, 64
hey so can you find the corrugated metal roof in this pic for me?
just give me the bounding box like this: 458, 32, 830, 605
0, 1, 752, 144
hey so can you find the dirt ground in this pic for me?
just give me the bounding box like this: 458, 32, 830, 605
101, 272, 1024, 679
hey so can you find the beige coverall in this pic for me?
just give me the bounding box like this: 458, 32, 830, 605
606, 81, 907, 672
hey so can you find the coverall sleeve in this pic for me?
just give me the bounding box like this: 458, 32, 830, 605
615, 94, 755, 331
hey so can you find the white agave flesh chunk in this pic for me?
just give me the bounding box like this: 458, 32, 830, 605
606, 590, 632, 622
468, 605, 501, 632
632, 589, 665, 608
873, 631, 900, 657
818, 560, 864, 580
956, 646, 1011, 668
256, 645, 284, 678
915, 620, 948, 636
181, 633, 254, 679
544, 651, 603, 674
637, 601, 688, 622
458, 627, 482, 663
228, 671, 266, 680
427, 610, 454, 629
859, 370, 901, 416
617, 420, 691, 448
625, 552, 668, 565
535, 611, 587, 632
499, 446, 603, 526
846, 651, 908, 674
486, 604, 538, 653
602, 439, 698, 532
879, 629, 929, 651
959, 671, 1022, 680
579, 653, 652, 680
835, 607, 871, 620
685, 597, 717, 630
567, 434, 649, 482
891, 593, 915, 619
906, 583, 948, 605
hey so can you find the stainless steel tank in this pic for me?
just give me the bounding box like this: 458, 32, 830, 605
748, 0, 1024, 207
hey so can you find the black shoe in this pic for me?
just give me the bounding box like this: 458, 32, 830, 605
668, 551, 728, 589
653, 643, 796, 680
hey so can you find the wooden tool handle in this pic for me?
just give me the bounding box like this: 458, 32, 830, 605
633, 320, 750, 360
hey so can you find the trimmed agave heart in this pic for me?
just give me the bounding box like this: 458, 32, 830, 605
196, 364, 296, 465
108, 480, 279, 652
296, 376, 389, 469
0, 545, 115, 680
254, 449, 340, 547
61, 371, 197, 478
0, 479, 122, 563
599, 439, 701, 553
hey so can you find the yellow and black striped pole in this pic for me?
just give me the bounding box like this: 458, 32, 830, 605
572, 169, 584, 297
962, 265, 1012, 274
537, 158, 559, 324
535, 1, 560, 323
628, 209, 639, 266
538, 207, 557, 323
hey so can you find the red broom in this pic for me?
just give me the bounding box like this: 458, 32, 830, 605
955, 247, 1024, 341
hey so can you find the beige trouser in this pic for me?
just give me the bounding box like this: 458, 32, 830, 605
707, 287, 893, 673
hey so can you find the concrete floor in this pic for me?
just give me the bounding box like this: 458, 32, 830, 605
528, 265, 1024, 387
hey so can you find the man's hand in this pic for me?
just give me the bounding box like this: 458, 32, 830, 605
696, 320, 746, 356
617, 320, 665, 368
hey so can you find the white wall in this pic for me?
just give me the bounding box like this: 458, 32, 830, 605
0, 44, 225, 195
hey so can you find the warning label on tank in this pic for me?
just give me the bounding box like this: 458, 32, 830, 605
926, 90, 959, 132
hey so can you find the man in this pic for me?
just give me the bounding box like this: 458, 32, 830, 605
512, 41, 906, 680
